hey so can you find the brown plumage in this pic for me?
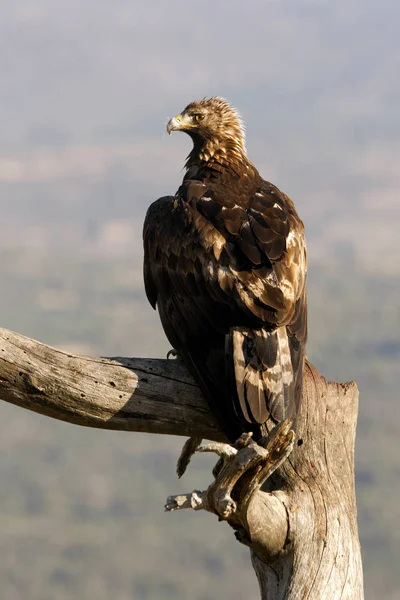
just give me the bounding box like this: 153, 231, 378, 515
143, 97, 307, 442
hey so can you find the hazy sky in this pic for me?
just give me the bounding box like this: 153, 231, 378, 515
0, 0, 398, 144
0, 0, 399, 272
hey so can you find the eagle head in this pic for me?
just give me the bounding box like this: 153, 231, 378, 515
167, 97, 246, 164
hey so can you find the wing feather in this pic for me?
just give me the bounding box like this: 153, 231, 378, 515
143, 176, 307, 440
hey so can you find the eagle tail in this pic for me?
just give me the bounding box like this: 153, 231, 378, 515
229, 326, 299, 432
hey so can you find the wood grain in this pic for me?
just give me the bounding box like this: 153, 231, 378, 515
0, 327, 364, 599
0, 327, 222, 440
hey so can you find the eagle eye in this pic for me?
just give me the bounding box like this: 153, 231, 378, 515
193, 113, 205, 122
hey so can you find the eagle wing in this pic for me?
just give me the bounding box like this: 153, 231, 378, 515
143, 180, 307, 440
193, 179, 307, 426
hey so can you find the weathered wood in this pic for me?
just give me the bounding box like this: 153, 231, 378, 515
0, 327, 364, 599
0, 327, 222, 440
166, 423, 295, 564
250, 362, 364, 599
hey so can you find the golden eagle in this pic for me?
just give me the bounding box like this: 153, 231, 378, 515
143, 97, 307, 445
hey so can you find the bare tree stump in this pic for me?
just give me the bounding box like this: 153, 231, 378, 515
0, 327, 364, 599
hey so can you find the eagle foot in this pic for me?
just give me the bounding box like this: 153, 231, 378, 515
165, 421, 294, 525
166, 348, 180, 360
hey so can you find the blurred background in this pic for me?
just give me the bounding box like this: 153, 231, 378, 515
0, 1, 399, 598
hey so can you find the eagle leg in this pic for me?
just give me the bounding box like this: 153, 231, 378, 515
166, 421, 294, 525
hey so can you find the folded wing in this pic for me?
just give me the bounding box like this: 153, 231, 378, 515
143, 180, 307, 440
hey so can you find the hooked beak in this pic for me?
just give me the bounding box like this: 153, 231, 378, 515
166, 114, 184, 134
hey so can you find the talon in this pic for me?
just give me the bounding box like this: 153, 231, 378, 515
167, 348, 179, 359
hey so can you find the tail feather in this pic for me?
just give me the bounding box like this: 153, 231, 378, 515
230, 326, 300, 426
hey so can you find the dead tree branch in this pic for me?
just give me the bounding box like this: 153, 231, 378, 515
0, 327, 222, 440
0, 327, 364, 599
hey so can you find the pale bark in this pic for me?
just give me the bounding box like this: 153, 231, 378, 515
0, 327, 364, 599
0, 327, 222, 439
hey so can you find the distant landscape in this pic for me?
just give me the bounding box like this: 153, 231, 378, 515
0, 1, 399, 599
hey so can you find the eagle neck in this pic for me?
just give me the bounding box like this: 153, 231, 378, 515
185, 135, 252, 177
